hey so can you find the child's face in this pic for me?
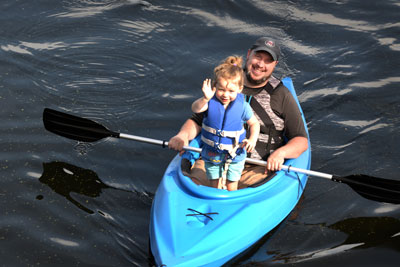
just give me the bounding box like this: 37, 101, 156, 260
214, 76, 243, 106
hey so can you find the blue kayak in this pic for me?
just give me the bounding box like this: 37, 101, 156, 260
149, 77, 311, 266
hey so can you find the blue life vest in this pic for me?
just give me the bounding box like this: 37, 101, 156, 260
201, 94, 246, 163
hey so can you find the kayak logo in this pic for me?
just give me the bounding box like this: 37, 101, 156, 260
266, 40, 275, 47
186, 208, 219, 227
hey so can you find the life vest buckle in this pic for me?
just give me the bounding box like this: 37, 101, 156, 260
216, 129, 223, 137
214, 142, 224, 152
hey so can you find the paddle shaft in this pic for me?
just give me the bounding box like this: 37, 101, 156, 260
120, 133, 201, 153
246, 158, 333, 179
119, 133, 333, 180
43, 108, 400, 204
120, 133, 400, 204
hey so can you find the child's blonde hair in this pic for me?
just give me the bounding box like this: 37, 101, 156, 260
213, 55, 244, 88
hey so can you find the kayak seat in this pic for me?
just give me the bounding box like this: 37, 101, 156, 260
181, 158, 276, 189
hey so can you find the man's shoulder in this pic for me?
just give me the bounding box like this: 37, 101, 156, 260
269, 76, 281, 89
269, 76, 289, 92
243, 76, 289, 95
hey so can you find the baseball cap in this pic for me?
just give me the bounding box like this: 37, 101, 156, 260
251, 37, 281, 61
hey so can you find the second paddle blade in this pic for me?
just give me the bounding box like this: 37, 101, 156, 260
334, 174, 400, 204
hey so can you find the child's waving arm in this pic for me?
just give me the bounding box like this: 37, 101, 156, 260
191, 79, 215, 113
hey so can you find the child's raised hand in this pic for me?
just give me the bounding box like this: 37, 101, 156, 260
202, 78, 215, 101
191, 79, 214, 113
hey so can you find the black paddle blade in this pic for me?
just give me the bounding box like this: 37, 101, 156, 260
333, 174, 400, 204
43, 108, 119, 142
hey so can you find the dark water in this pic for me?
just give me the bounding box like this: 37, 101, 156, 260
1, 0, 399, 266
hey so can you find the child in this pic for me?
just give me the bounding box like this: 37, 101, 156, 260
192, 56, 260, 191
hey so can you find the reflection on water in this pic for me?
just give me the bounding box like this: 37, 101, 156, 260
39, 161, 111, 214
268, 217, 400, 264
235, 215, 400, 265
329, 217, 400, 250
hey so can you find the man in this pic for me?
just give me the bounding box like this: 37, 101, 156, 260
169, 37, 308, 187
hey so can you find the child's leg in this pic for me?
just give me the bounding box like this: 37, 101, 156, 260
210, 178, 220, 188
226, 160, 245, 191
218, 177, 227, 190
205, 162, 223, 189
226, 180, 238, 191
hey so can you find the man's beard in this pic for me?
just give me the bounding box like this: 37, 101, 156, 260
244, 65, 270, 86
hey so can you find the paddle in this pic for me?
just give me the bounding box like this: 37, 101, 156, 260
43, 108, 400, 204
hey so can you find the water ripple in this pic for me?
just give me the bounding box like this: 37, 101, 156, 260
288, 4, 387, 32
299, 87, 352, 102
350, 76, 400, 88
50, 237, 80, 247
1, 41, 68, 55
52, 0, 151, 18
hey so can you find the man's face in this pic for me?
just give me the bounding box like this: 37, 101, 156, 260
245, 50, 278, 86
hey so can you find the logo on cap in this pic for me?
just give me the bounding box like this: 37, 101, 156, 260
265, 40, 275, 47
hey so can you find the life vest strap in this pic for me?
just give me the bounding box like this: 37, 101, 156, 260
201, 135, 236, 150
202, 123, 245, 140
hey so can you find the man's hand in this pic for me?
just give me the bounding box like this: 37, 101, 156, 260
168, 134, 188, 155
266, 149, 285, 172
